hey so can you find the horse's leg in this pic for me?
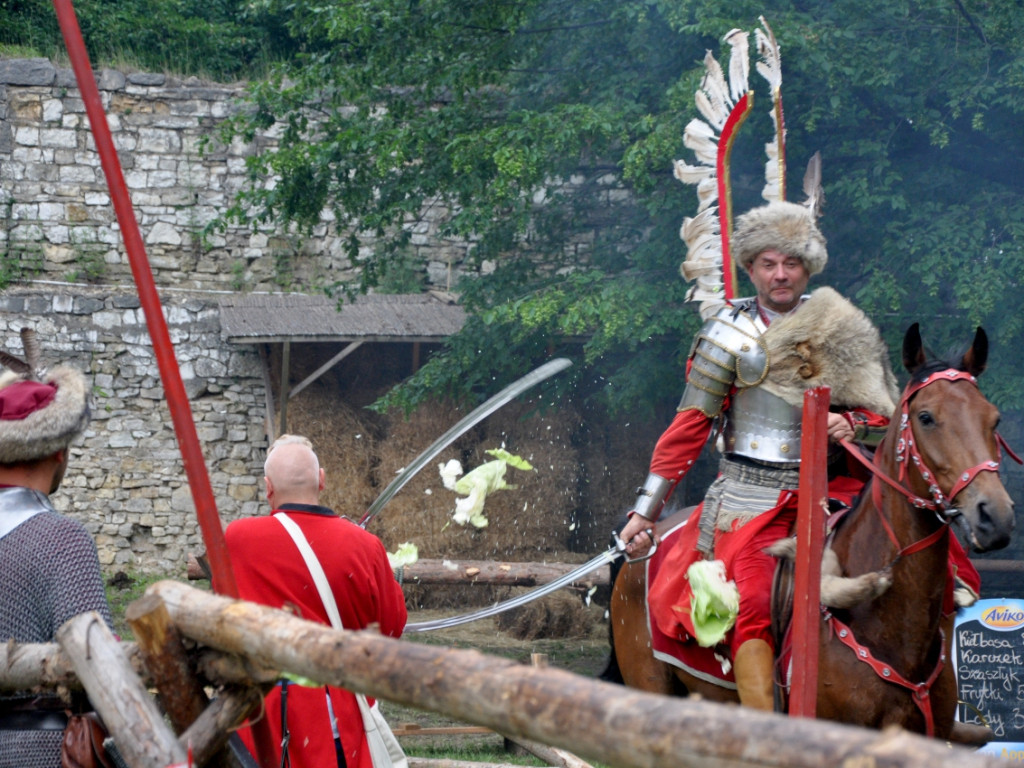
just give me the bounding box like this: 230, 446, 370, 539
609, 559, 677, 695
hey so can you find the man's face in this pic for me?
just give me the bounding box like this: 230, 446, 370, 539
746, 249, 810, 313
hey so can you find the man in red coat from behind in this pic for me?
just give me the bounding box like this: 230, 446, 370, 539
227, 434, 407, 768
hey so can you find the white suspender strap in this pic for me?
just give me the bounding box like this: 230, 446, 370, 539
274, 512, 344, 630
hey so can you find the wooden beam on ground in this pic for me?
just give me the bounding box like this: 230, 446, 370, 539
146, 580, 1008, 768
393, 724, 493, 737
409, 760, 530, 768
56, 612, 188, 768
399, 560, 609, 587
188, 553, 610, 587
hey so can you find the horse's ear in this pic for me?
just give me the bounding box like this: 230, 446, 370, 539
902, 323, 926, 373
962, 326, 988, 377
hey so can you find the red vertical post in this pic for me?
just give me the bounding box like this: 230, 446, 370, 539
49, 0, 238, 599
48, 4, 282, 762
789, 386, 829, 718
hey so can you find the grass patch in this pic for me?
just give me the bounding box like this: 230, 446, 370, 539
104, 570, 203, 641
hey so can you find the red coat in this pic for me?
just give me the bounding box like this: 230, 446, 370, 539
226, 504, 407, 768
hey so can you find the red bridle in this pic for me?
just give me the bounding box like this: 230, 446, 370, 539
892, 369, 1015, 512
843, 368, 1018, 556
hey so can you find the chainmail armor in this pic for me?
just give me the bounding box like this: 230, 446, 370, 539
1, 493, 114, 768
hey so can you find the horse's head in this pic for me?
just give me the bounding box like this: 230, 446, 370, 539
900, 323, 1015, 552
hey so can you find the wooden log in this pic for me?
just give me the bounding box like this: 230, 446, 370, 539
503, 737, 591, 768
0, 641, 270, 693
178, 686, 264, 766
56, 612, 188, 768
196, 648, 280, 686
393, 724, 493, 737
0, 640, 144, 691
147, 580, 1007, 768
502, 654, 592, 768
127, 593, 251, 768
189, 553, 609, 587
127, 593, 208, 732
398, 560, 609, 587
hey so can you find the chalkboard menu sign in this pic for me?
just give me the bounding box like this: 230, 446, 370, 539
954, 598, 1024, 755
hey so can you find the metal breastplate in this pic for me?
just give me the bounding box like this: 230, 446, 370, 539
722, 386, 803, 464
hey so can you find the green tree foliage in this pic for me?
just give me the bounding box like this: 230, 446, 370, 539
218, 0, 1024, 417
6, 1, 1023, 418
0, 0, 294, 80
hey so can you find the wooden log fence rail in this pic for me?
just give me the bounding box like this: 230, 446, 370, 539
0, 579, 1015, 768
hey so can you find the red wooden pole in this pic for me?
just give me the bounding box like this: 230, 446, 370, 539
48, 5, 284, 762
49, 0, 238, 600
789, 386, 829, 718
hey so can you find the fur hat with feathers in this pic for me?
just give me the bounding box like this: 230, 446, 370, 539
0, 329, 90, 464
733, 200, 828, 276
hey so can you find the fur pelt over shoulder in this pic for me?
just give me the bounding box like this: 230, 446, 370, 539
758, 287, 900, 416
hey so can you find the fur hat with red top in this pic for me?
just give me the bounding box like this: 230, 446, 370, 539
0, 328, 90, 464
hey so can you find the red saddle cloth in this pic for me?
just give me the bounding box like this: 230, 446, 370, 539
646, 514, 739, 689
645, 489, 981, 693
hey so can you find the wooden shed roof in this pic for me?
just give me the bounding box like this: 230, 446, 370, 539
219, 292, 465, 344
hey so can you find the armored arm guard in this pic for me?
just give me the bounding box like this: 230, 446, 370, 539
677, 305, 768, 418
631, 473, 672, 521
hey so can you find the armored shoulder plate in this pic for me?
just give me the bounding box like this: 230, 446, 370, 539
678, 305, 769, 417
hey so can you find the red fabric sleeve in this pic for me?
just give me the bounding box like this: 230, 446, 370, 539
649, 407, 714, 481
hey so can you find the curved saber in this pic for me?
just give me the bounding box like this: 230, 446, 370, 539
359, 357, 572, 529
405, 536, 657, 632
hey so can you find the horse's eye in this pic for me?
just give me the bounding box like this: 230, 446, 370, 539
917, 411, 935, 427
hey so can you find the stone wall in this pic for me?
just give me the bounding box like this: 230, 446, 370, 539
0, 57, 474, 292
0, 283, 265, 576
0, 56, 471, 575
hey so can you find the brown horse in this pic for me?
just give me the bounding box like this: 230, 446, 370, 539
609, 323, 1016, 741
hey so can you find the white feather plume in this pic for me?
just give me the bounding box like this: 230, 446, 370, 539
724, 29, 750, 103
673, 159, 715, 186
802, 151, 824, 219
754, 16, 782, 91
762, 139, 782, 203
677, 18, 788, 319
755, 16, 785, 203
696, 51, 733, 128
682, 126, 719, 167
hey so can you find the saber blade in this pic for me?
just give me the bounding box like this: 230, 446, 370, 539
405, 541, 626, 632
360, 357, 572, 529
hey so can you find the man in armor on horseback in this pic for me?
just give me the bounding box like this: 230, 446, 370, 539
616, 199, 902, 711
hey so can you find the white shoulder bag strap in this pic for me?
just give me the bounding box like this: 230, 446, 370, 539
274, 513, 408, 768
275, 512, 343, 627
